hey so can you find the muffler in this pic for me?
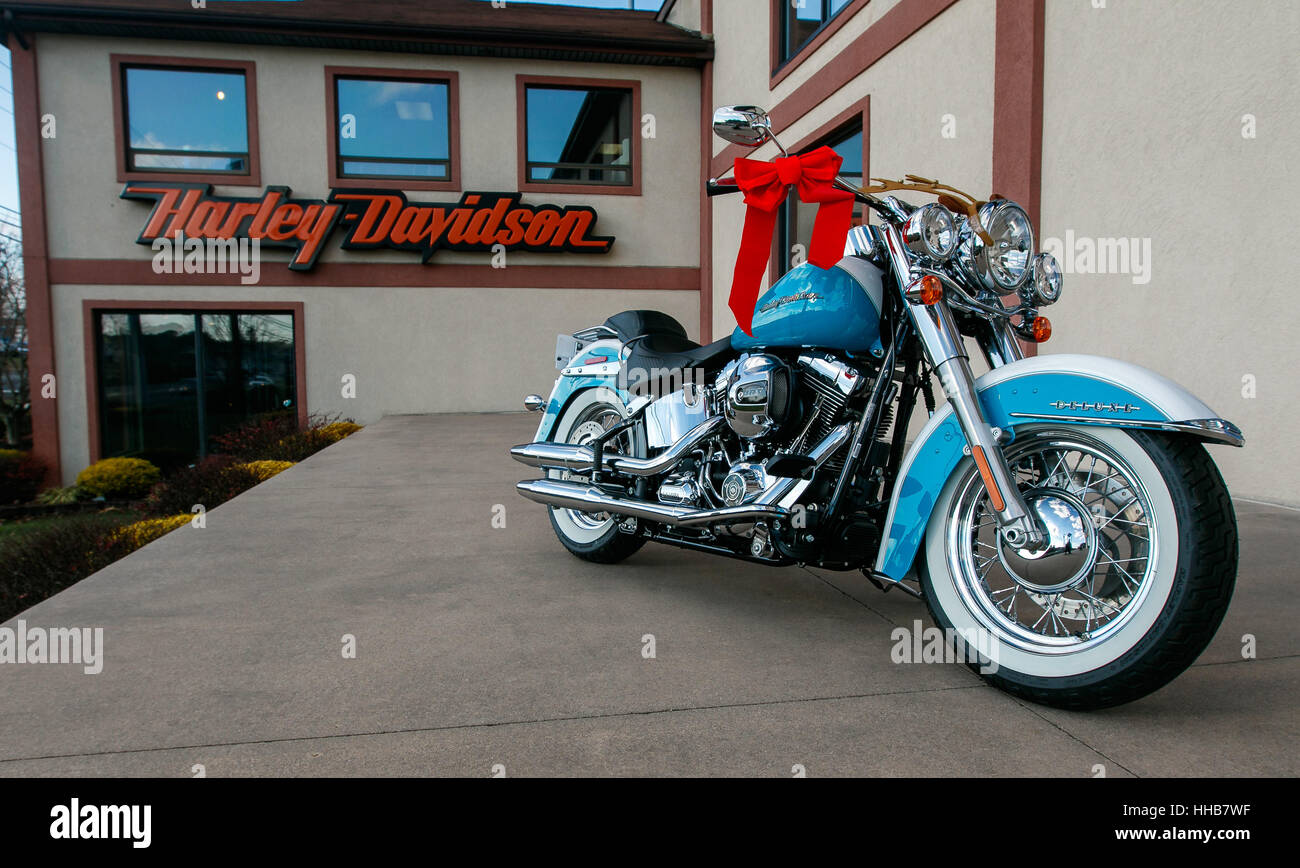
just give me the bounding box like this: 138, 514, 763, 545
514, 478, 790, 527
510, 414, 725, 477
514, 422, 853, 529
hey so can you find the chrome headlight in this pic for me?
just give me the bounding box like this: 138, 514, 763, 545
962, 200, 1035, 291
902, 203, 958, 261
1030, 252, 1062, 305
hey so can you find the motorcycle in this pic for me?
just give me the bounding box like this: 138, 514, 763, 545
510, 105, 1241, 710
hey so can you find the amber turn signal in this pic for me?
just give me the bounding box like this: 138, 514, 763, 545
916, 274, 943, 305
1031, 315, 1052, 343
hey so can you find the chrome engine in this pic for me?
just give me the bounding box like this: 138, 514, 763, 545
720, 354, 795, 439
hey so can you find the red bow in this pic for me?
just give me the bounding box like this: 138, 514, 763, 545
728, 146, 854, 335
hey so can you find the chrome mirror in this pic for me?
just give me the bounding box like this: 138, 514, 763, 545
712, 105, 774, 147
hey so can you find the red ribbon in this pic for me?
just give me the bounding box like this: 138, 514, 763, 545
728, 146, 855, 335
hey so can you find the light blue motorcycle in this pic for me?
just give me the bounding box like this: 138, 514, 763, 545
511, 106, 1241, 709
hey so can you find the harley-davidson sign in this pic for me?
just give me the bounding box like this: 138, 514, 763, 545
120, 183, 615, 270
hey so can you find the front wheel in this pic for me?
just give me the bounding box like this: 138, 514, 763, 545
920, 425, 1237, 709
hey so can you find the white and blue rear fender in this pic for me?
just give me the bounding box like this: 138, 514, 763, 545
533, 339, 631, 441
874, 353, 1243, 582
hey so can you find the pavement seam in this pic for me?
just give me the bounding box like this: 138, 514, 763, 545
0, 683, 983, 765
797, 565, 907, 629
1191, 653, 1299, 667
1006, 698, 1140, 778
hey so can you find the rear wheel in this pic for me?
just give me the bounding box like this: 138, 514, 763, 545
920, 425, 1237, 709
547, 388, 647, 564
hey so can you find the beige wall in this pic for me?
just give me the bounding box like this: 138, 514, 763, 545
51, 283, 697, 481
37, 35, 702, 268
1040, 0, 1300, 505
706, 0, 1296, 504
708, 0, 997, 341
34, 35, 703, 482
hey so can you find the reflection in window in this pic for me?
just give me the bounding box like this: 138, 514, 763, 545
777, 126, 864, 275
123, 66, 250, 174
335, 77, 451, 180
525, 85, 633, 186
777, 0, 853, 66
97, 311, 296, 470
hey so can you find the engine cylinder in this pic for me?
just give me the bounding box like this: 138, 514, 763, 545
724, 354, 793, 439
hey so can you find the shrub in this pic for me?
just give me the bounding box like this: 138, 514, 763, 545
35, 485, 85, 505
0, 448, 46, 505
238, 460, 295, 482
0, 511, 138, 621
144, 455, 262, 517
260, 429, 336, 462
210, 412, 298, 461
101, 514, 192, 558
318, 421, 362, 442
211, 413, 360, 462
76, 457, 162, 500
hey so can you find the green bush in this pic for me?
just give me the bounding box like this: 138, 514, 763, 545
0, 448, 46, 505
35, 485, 85, 506
0, 512, 138, 621
76, 457, 162, 500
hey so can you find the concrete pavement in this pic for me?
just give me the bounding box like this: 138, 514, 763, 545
0, 413, 1295, 777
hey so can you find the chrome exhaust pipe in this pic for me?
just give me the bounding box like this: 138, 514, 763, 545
510, 414, 725, 477
514, 421, 854, 529
515, 478, 790, 527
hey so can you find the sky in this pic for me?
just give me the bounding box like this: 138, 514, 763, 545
0, 47, 18, 242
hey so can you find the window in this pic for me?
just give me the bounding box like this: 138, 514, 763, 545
327, 67, 460, 190
518, 76, 641, 194
776, 123, 865, 275
96, 310, 298, 469
776, 0, 853, 67
113, 56, 260, 184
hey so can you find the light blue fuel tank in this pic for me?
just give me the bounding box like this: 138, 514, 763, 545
731, 257, 886, 355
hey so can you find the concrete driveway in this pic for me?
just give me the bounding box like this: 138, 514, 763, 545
1, 414, 1295, 777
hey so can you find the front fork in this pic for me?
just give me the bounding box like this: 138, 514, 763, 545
880, 225, 1046, 550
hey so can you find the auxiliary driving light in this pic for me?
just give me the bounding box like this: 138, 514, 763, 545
903, 203, 959, 260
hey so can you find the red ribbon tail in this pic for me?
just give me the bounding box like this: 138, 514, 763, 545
806, 195, 855, 269
729, 204, 777, 336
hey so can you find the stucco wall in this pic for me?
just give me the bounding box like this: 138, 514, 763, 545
33, 34, 704, 482
52, 283, 697, 482
708, 0, 997, 341
37, 35, 701, 268
1040, 0, 1300, 505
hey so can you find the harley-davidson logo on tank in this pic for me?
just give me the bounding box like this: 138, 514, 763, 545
120, 183, 615, 270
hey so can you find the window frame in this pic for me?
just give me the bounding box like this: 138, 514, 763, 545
772, 97, 870, 280
325, 65, 461, 192
111, 54, 261, 186
84, 300, 307, 465
516, 74, 642, 197
770, 0, 871, 87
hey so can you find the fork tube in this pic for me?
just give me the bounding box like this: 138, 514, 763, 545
825, 319, 906, 520
879, 224, 1043, 549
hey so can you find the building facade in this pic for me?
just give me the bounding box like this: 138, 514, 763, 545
7, 0, 1298, 505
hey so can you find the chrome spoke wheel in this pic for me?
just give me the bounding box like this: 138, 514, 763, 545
553, 405, 631, 533
947, 431, 1158, 655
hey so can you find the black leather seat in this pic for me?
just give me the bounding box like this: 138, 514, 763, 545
602, 310, 734, 376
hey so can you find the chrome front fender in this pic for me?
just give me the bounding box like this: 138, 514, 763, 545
873, 353, 1242, 582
